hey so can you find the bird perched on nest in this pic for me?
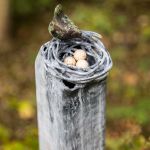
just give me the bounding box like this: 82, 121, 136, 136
48, 4, 82, 40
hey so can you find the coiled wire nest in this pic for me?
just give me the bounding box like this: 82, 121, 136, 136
41, 31, 112, 84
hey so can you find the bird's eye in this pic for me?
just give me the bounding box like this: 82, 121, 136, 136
64, 15, 68, 19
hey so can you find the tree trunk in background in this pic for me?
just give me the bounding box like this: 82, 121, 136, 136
0, 0, 9, 45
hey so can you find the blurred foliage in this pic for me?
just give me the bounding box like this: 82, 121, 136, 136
0, 0, 150, 150
141, 26, 150, 41
106, 134, 150, 150
107, 98, 150, 125
12, 0, 54, 16
72, 4, 113, 34
0, 125, 10, 143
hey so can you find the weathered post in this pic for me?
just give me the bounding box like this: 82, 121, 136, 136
35, 5, 112, 150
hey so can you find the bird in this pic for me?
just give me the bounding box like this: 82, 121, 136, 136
48, 4, 82, 40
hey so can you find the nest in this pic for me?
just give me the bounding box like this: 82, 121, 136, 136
41, 31, 112, 84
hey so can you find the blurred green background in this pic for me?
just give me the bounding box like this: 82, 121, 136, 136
0, 0, 150, 150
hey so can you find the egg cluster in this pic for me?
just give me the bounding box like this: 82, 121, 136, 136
64, 49, 89, 69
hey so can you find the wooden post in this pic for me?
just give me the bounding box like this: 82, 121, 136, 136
35, 43, 112, 150
35, 5, 112, 150
35, 49, 106, 150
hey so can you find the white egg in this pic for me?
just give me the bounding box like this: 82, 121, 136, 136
64, 56, 76, 66
73, 49, 87, 61
76, 60, 89, 69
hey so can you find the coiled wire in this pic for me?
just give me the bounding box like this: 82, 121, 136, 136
40, 30, 112, 84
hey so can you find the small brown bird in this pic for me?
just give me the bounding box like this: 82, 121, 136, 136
48, 4, 82, 40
